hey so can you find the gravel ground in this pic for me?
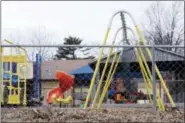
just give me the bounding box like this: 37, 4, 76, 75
1, 106, 184, 122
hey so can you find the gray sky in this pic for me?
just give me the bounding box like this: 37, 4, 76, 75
2, 1, 161, 45
2, 1, 178, 60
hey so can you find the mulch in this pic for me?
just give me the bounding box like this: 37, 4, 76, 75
1, 106, 184, 122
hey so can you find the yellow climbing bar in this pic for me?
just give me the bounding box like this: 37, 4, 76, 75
84, 28, 110, 109
135, 25, 175, 108
91, 47, 114, 109
91, 27, 124, 109
136, 51, 153, 104
98, 52, 120, 109
136, 49, 165, 111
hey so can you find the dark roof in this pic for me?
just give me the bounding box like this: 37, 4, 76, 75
41, 59, 93, 80
99, 47, 184, 63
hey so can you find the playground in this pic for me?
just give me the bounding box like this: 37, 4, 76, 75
1, 2, 185, 122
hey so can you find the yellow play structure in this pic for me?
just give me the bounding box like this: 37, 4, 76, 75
84, 10, 176, 111
1, 40, 29, 106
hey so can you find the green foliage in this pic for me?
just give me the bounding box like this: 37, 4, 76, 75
54, 36, 95, 60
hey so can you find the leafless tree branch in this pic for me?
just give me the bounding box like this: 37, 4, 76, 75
28, 26, 55, 61
143, 1, 184, 54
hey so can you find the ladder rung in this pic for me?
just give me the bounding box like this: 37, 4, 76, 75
7, 86, 18, 90
12, 73, 18, 76
3, 71, 11, 74
4, 79, 25, 82
7, 86, 14, 89
3, 80, 10, 82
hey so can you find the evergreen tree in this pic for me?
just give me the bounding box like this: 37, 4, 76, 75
54, 36, 95, 60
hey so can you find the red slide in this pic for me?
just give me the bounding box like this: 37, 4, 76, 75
46, 71, 74, 104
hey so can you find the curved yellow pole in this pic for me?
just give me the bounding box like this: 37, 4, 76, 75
97, 40, 123, 109
124, 28, 153, 105
136, 42, 164, 108
85, 10, 175, 109
107, 11, 175, 108
91, 27, 125, 109
125, 26, 166, 110
4, 40, 21, 54
91, 11, 136, 109
84, 10, 137, 109
97, 52, 121, 109
135, 26, 175, 107
114, 10, 174, 108
4, 39, 30, 61
136, 50, 164, 111
126, 27, 163, 110
136, 45, 165, 110
96, 25, 164, 110
84, 29, 110, 109
121, 27, 153, 105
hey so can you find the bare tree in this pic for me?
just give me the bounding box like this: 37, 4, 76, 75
4, 30, 31, 60
143, 1, 184, 53
29, 26, 54, 61
5, 27, 55, 61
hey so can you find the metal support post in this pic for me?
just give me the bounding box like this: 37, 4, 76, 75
92, 71, 100, 105
35, 54, 39, 98
39, 55, 42, 99
152, 46, 157, 111
0, 55, 1, 119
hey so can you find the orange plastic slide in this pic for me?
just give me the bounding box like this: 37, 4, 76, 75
46, 71, 74, 104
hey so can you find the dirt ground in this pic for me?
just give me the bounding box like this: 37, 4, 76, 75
1, 106, 184, 122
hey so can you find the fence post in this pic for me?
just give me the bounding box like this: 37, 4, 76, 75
35, 54, 39, 98
152, 46, 157, 111
92, 71, 100, 105
39, 54, 42, 99
0, 29, 2, 121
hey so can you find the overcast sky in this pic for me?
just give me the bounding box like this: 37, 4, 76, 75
2, 1, 172, 45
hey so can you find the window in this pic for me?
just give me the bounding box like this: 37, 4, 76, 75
3, 62, 10, 71
12, 62, 17, 73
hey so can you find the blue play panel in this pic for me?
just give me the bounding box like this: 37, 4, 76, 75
3, 73, 18, 86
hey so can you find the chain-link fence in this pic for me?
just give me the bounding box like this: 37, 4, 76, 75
0, 45, 184, 110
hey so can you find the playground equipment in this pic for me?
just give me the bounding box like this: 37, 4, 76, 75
84, 10, 176, 111
126, 27, 164, 110
105, 28, 152, 105
1, 40, 29, 105
46, 71, 74, 106
1, 39, 43, 106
